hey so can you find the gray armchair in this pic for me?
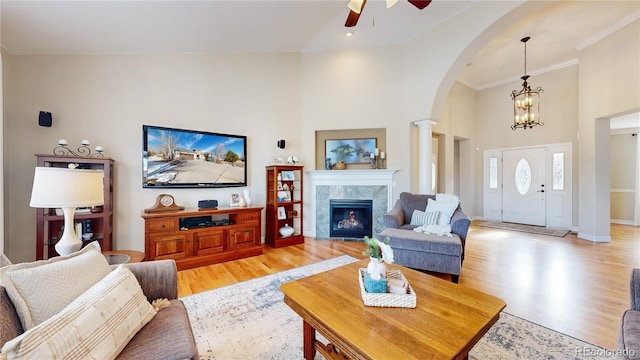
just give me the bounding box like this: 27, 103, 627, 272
381, 192, 470, 283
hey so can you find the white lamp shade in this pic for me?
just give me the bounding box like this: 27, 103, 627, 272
30, 167, 104, 208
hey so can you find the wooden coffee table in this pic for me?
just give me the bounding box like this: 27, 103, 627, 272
281, 259, 506, 360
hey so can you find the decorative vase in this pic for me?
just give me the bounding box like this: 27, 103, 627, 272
367, 257, 386, 280
333, 160, 346, 170
279, 224, 294, 237
243, 189, 252, 206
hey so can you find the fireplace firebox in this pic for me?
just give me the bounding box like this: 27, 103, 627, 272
329, 199, 373, 239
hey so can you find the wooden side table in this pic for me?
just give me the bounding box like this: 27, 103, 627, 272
103, 250, 146, 265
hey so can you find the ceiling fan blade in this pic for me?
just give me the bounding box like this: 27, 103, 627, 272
345, 10, 361, 27
408, 0, 432, 10
345, 0, 366, 27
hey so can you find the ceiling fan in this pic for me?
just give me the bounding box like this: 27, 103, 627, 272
345, 0, 432, 27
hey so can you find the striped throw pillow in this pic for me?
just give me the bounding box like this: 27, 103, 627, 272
1, 265, 157, 360
409, 210, 440, 226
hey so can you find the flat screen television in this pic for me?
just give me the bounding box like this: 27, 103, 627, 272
142, 125, 247, 188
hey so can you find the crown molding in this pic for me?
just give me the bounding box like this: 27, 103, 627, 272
575, 9, 640, 52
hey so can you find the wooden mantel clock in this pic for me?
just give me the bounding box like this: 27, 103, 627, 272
144, 194, 185, 213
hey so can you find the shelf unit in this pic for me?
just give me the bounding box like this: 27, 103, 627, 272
35, 154, 114, 259
265, 164, 304, 247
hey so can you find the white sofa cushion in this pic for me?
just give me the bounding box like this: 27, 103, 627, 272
425, 198, 459, 226
1, 265, 157, 360
0, 242, 111, 330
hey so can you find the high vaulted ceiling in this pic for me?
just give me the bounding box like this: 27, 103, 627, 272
1, 1, 638, 91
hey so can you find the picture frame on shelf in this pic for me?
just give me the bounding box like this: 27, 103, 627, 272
281, 170, 295, 181
230, 193, 241, 207
277, 191, 291, 202
277, 206, 287, 220
325, 138, 377, 164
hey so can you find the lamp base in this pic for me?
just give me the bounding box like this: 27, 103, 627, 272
55, 239, 82, 256
55, 207, 83, 256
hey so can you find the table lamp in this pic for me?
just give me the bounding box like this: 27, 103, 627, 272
30, 167, 104, 256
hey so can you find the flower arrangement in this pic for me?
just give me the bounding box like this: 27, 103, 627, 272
363, 236, 394, 264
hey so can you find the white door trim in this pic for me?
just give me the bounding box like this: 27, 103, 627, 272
483, 142, 573, 229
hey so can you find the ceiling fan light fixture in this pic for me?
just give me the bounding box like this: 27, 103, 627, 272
348, 0, 365, 14
386, 0, 399, 8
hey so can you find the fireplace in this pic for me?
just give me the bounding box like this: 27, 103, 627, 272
329, 199, 373, 239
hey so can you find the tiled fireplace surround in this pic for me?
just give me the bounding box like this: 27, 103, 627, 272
306, 170, 397, 239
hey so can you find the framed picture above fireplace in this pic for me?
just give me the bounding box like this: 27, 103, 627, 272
325, 138, 376, 164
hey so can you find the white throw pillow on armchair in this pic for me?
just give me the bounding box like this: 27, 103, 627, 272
425, 198, 459, 226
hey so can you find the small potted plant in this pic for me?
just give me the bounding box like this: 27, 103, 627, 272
362, 236, 394, 293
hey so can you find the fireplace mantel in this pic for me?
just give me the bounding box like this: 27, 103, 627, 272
306, 169, 398, 238
306, 169, 397, 185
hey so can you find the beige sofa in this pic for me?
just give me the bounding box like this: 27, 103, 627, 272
1, 258, 198, 359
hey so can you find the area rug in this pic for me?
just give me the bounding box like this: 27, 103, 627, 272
477, 221, 571, 237
181, 255, 609, 360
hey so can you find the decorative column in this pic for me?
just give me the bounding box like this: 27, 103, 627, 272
414, 119, 437, 194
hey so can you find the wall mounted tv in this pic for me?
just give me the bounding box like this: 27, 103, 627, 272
142, 125, 247, 188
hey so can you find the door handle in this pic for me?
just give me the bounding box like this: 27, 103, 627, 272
537, 190, 545, 193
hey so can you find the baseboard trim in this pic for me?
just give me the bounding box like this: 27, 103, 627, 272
577, 232, 612, 243
611, 219, 635, 226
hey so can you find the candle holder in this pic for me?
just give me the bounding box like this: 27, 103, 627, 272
381, 158, 386, 169
370, 156, 377, 169
53, 139, 105, 157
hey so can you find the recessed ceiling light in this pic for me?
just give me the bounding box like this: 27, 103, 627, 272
345, 31, 354, 37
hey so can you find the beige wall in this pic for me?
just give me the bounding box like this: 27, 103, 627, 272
474, 65, 580, 224
439, 82, 477, 212
4, 3, 637, 261
578, 19, 640, 241
3, 53, 304, 261
610, 133, 638, 223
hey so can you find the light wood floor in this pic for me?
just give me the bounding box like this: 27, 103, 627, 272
177, 222, 640, 350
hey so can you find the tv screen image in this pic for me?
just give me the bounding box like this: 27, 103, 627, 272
143, 125, 247, 188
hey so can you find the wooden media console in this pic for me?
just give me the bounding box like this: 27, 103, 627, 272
142, 206, 263, 270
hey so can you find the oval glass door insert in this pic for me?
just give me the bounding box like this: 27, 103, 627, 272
515, 158, 532, 195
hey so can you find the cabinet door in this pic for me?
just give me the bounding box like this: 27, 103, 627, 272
151, 234, 189, 260
193, 229, 225, 256
229, 227, 258, 249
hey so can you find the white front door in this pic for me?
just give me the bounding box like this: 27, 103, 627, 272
502, 148, 546, 226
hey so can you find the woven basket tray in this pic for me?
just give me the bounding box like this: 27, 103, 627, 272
358, 268, 416, 308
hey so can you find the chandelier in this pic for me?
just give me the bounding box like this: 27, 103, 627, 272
511, 36, 543, 130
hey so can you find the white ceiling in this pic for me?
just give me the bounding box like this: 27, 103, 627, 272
1, 1, 638, 102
